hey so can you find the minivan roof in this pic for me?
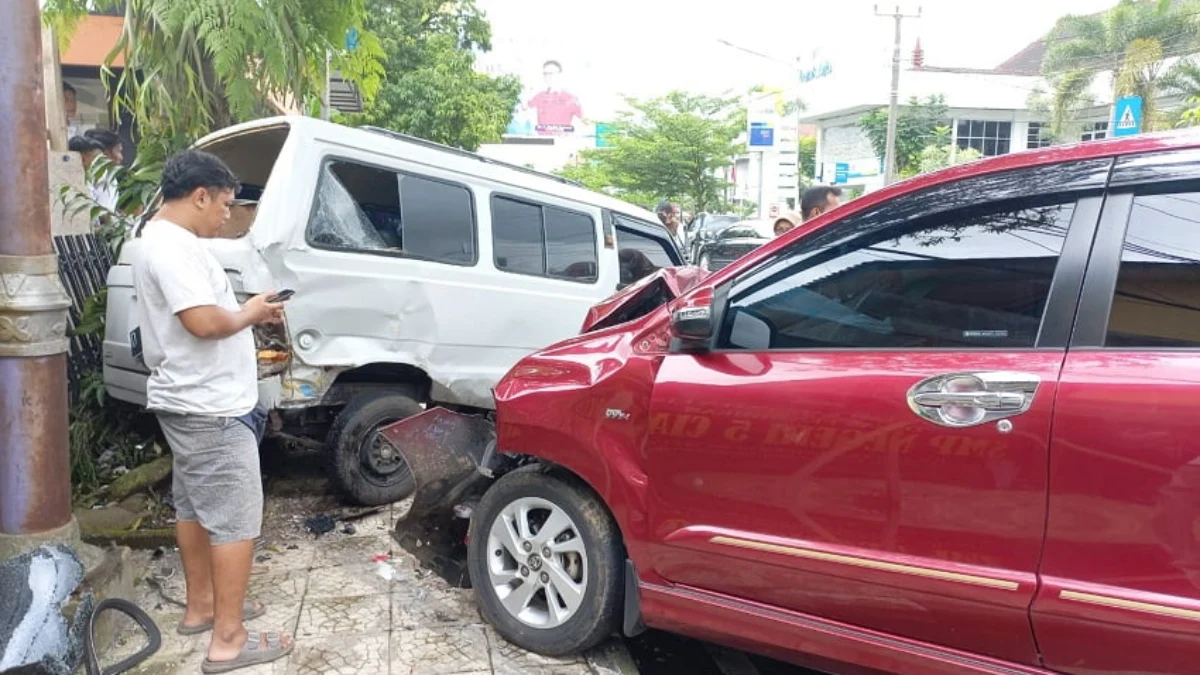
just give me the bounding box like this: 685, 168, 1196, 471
194, 116, 664, 225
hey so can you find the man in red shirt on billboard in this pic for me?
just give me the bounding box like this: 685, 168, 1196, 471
527, 60, 583, 136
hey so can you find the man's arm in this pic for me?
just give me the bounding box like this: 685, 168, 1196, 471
149, 246, 281, 340
177, 294, 282, 340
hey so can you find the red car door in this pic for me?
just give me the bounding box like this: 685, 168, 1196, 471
643, 159, 1110, 666
1033, 150, 1200, 675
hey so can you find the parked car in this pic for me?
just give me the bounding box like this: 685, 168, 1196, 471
102, 116, 684, 505
683, 212, 740, 263
398, 130, 1200, 675
692, 218, 774, 271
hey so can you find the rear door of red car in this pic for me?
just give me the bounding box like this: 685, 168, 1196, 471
1033, 148, 1200, 675
642, 158, 1110, 666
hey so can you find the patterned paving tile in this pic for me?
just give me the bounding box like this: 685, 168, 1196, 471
306, 562, 403, 599
485, 627, 588, 675
296, 593, 391, 638
246, 601, 304, 637
249, 568, 310, 607
391, 577, 480, 630
285, 632, 389, 675
310, 535, 396, 569
391, 626, 491, 675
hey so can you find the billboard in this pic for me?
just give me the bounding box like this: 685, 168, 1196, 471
507, 59, 588, 138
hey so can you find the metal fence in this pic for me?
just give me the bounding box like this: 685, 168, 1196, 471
54, 234, 114, 406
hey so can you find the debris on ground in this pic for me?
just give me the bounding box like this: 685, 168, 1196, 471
375, 562, 397, 581
342, 524, 357, 535
340, 506, 386, 523
303, 514, 336, 536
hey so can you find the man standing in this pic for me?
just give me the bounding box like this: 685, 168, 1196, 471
800, 185, 843, 222
134, 150, 292, 673
656, 200, 685, 251
525, 60, 584, 136
83, 128, 124, 214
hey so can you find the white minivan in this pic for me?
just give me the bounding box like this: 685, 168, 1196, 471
103, 116, 684, 504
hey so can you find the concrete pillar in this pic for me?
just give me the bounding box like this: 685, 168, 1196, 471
0, 0, 76, 557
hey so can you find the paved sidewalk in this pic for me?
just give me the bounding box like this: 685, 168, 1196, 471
110, 502, 600, 675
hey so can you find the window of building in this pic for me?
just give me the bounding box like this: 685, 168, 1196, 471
492, 196, 598, 282
1027, 122, 1052, 149
1105, 191, 1200, 348
306, 160, 476, 265
719, 199, 1075, 351
957, 120, 1012, 156
1081, 121, 1108, 142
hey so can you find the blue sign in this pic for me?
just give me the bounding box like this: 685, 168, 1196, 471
1113, 96, 1143, 137
749, 122, 775, 148
798, 61, 833, 83
834, 163, 849, 184
345, 27, 360, 51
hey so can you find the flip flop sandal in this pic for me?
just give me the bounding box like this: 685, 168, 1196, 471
201, 630, 293, 674
176, 600, 267, 635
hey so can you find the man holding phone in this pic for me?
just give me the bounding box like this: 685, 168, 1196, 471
134, 150, 293, 672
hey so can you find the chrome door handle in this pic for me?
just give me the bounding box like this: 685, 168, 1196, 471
907, 372, 1040, 428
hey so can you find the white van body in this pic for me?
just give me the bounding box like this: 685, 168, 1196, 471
102, 117, 683, 503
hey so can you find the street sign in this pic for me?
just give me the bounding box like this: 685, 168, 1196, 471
834, 163, 849, 184
595, 123, 615, 148
1113, 96, 1143, 137
345, 27, 360, 51
749, 122, 775, 149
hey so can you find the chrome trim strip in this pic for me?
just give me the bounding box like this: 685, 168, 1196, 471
1059, 590, 1200, 621
709, 535, 1020, 591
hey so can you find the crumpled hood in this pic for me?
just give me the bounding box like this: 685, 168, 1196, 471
580, 266, 711, 334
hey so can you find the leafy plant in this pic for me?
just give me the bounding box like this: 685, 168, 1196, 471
859, 95, 950, 178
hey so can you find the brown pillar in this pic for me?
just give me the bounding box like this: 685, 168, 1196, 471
0, 0, 74, 537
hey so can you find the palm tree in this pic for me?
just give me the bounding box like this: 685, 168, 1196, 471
1042, 0, 1200, 135
44, 0, 385, 157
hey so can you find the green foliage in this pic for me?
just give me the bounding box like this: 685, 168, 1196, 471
558, 91, 744, 214
1043, 0, 1200, 134
45, 0, 385, 157
859, 95, 949, 178
918, 143, 984, 175
343, 0, 520, 150
57, 153, 162, 256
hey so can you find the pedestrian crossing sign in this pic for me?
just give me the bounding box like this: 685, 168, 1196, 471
1113, 96, 1143, 137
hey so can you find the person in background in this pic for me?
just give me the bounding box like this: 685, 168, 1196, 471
83, 128, 123, 214
773, 211, 802, 237
134, 150, 292, 673
63, 82, 83, 138
800, 186, 842, 222
656, 200, 685, 251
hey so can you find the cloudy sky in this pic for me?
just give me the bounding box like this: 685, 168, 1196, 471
476, 0, 1116, 119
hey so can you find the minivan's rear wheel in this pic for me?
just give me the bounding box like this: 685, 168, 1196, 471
326, 390, 422, 505
468, 470, 622, 656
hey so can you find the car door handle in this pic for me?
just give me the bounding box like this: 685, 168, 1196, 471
907, 371, 1041, 428
910, 391, 1026, 410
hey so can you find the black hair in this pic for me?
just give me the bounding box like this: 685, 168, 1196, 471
160, 150, 240, 201
63, 82, 76, 95
543, 60, 562, 71
656, 199, 673, 215
801, 185, 842, 219
84, 128, 121, 151
68, 135, 102, 153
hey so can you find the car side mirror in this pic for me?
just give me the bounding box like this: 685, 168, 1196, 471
669, 288, 715, 351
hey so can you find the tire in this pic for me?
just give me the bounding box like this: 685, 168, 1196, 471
468, 469, 623, 656
326, 390, 423, 505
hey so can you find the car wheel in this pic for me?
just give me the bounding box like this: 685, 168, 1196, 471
326, 390, 423, 505
468, 469, 623, 656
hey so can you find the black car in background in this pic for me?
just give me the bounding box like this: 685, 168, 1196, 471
683, 213, 741, 263
693, 219, 774, 271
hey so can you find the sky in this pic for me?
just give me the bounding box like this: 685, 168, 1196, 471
476, 0, 1117, 120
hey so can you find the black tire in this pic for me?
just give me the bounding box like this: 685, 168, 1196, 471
468, 469, 623, 656
326, 390, 423, 505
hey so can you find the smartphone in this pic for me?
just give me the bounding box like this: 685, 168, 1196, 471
267, 289, 295, 303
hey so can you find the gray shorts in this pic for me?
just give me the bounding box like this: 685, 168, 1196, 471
156, 413, 263, 545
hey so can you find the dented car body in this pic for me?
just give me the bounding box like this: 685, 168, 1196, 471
102, 116, 684, 503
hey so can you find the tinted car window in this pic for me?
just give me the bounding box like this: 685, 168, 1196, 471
1106, 191, 1200, 348
492, 197, 543, 276
398, 175, 475, 264
720, 199, 1074, 350
545, 207, 598, 281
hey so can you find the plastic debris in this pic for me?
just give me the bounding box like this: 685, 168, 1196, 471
304, 514, 336, 536
375, 562, 397, 582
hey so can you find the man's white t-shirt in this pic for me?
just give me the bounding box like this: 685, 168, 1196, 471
133, 219, 257, 417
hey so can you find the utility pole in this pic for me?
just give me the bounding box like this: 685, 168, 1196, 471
0, 0, 76, 559
875, 4, 921, 186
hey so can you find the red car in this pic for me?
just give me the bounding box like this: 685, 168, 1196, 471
401, 131, 1200, 675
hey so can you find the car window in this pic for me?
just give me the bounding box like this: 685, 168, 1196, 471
306, 160, 476, 265
615, 225, 674, 286
492, 196, 598, 283
1105, 191, 1200, 348
719, 198, 1075, 351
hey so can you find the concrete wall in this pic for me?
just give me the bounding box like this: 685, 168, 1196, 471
47, 149, 91, 237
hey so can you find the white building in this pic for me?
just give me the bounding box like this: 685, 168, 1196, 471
800, 38, 1116, 195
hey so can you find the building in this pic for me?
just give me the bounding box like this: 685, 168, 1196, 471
799, 35, 1116, 195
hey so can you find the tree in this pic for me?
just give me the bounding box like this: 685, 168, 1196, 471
345, 0, 522, 150
1042, 0, 1200, 135
797, 136, 817, 188
558, 92, 743, 214
859, 95, 949, 178
44, 0, 386, 158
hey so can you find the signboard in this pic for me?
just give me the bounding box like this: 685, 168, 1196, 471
595, 122, 615, 148
1113, 96, 1143, 137
832, 159, 882, 184
749, 122, 775, 149
345, 28, 359, 51
834, 163, 849, 184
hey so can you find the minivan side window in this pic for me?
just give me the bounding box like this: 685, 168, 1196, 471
492, 196, 598, 283
719, 198, 1076, 351
614, 225, 675, 286
1105, 191, 1200, 348
306, 160, 476, 265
